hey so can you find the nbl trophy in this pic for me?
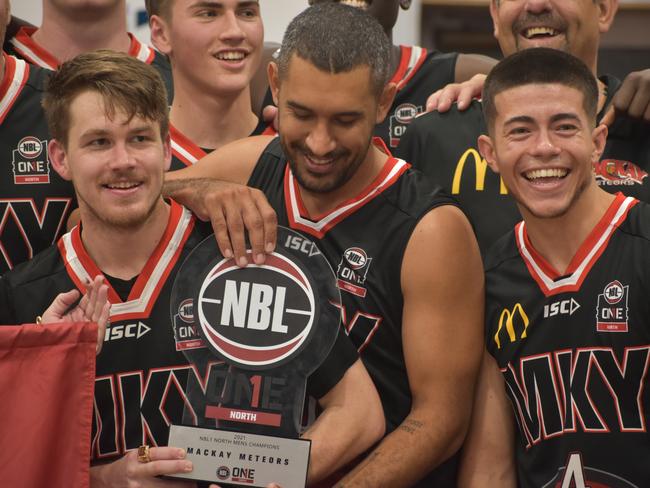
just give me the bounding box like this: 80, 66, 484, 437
168, 226, 341, 487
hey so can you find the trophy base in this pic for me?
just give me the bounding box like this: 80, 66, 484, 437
165, 424, 310, 487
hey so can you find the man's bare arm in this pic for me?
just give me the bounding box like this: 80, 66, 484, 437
458, 351, 516, 488
304, 359, 385, 484
337, 205, 484, 487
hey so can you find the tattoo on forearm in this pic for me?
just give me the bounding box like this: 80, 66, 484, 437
398, 419, 425, 434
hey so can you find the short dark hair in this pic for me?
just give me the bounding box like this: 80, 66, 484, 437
43, 50, 169, 147
276, 3, 391, 96
145, 0, 173, 21
482, 48, 599, 132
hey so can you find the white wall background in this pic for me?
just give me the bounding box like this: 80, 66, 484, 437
10, 0, 421, 46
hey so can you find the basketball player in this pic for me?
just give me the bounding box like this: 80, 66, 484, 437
5, 0, 174, 99
460, 47, 650, 488
165, 4, 484, 486
145, 0, 274, 170
260, 0, 497, 150
397, 0, 650, 254
0, 50, 384, 486
0, 0, 76, 273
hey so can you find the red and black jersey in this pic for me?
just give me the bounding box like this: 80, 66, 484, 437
7, 28, 174, 102
376, 45, 457, 149
169, 120, 276, 170
485, 193, 650, 488
0, 200, 357, 463
247, 137, 461, 486
396, 75, 650, 255
0, 53, 75, 273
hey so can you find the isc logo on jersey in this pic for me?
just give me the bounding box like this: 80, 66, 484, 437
104, 321, 151, 342
336, 247, 372, 298
197, 253, 315, 368
12, 136, 50, 184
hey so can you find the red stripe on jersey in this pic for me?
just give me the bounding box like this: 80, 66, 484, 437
0, 54, 29, 125
57, 201, 196, 319
389, 45, 428, 91
261, 125, 277, 136
284, 138, 410, 238
170, 124, 208, 166
517, 193, 638, 296
127, 33, 156, 65
9, 29, 156, 68
9, 26, 60, 69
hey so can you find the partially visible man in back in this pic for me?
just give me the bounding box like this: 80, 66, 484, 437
6, 0, 173, 97
145, 0, 274, 169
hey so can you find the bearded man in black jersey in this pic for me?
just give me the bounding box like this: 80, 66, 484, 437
166, 4, 484, 486
460, 48, 650, 488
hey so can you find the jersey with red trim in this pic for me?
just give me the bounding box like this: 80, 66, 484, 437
396, 75, 650, 255
375, 45, 457, 149
0, 200, 357, 463
0, 53, 75, 273
169, 120, 276, 169
247, 137, 461, 486
7, 28, 174, 102
485, 194, 650, 488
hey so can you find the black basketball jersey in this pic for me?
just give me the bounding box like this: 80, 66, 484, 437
0, 200, 356, 462
375, 45, 457, 150
396, 75, 650, 255
169, 121, 276, 170
7, 28, 174, 102
0, 54, 75, 273
485, 193, 650, 488
247, 137, 462, 486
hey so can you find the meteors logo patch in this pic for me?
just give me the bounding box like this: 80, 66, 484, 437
196, 253, 316, 368
593, 159, 648, 187
336, 247, 372, 298
12, 136, 50, 184
596, 280, 629, 332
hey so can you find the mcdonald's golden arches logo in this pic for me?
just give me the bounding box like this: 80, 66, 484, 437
494, 303, 530, 349
452, 148, 508, 195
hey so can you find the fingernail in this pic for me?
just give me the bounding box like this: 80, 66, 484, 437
255, 253, 265, 264
177, 448, 186, 458
238, 256, 248, 267
265, 242, 274, 253
224, 248, 233, 258
184, 461, 193, 472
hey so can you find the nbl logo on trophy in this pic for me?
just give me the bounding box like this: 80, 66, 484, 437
169, 227, 340, 487
197, 253, 316, 368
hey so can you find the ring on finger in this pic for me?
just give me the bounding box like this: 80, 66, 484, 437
137, 444, 151, 463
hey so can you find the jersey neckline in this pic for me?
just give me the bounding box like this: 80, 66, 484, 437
0, 54, 29, 125
389, 45, 428, 92
9, 28, 156, 69
57, 200, 195, 321
170, 123, 208, 167
284, 138, 410, 238
516, 193, 637, 296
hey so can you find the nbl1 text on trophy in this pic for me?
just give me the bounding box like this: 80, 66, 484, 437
168, 226, 340, 487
